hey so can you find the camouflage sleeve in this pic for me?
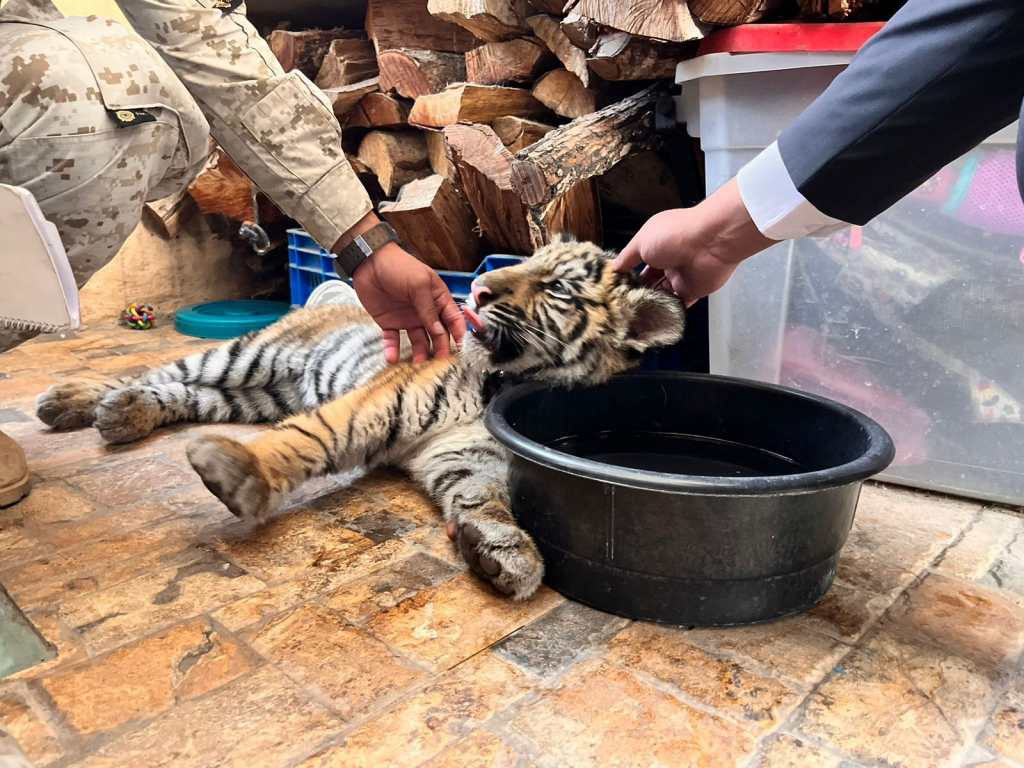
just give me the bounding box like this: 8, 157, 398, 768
114, 0, 372, 250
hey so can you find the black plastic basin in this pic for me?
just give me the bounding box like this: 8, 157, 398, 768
485, 373, 895, 626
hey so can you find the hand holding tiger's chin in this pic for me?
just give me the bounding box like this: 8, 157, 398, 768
35, 239, 684, 602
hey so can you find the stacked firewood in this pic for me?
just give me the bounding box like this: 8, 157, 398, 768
193, 0, 895, 273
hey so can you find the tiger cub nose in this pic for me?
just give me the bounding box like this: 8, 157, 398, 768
470, 281, 494, 308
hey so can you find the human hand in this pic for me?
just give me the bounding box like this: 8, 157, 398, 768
613, 179, 776, 306
352, 242, 467, 364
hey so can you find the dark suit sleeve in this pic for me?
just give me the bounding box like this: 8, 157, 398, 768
778, 0, 1024, 225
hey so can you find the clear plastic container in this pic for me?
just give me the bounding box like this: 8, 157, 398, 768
678, 53, 1024, 504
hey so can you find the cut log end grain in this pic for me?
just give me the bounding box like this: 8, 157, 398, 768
345, 93, 411, 129
379, 175, 482, 271
465, 38, 553, 85
689, 0, 784, 24
377, 49, 467, 99
410, 84, 550, 128
571, 0, 705, 43
365, 0, 478, 53
315, 38, 378, 88
532, 69, 597, 119
357, 130, 432, 196
425, 131, 456, 180
560, 9, 602, 50
268, 28, 356, 79
492, 115, 555, 152
587, 32, 693, 81
323, 77, 381, 119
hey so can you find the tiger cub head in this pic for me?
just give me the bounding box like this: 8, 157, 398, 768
464, 238, 685, 385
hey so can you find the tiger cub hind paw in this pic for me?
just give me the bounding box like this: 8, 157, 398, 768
187, 435, 277, 524
36, 380, 111, 431
93, 387, 162, 444
455, 517, 544, 601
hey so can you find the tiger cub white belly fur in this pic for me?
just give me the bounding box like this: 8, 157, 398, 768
37, 241, 684, 599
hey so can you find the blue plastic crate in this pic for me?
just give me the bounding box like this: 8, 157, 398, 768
287, 229, 687, 371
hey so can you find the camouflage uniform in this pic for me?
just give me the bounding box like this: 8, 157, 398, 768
0, 0, 371, 351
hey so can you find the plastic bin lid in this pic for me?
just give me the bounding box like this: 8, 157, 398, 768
175, 300, 290, 340
698, 22, 884, 55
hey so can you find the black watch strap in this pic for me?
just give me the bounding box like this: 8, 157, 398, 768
333, 222, 401, 277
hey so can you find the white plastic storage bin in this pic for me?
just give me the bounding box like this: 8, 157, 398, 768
678, 52, 1024, 505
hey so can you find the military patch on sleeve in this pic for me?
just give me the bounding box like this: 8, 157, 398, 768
210, 0, 243, 13
110, 108, 157, 128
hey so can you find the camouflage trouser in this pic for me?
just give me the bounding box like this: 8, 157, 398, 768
115, 0, 373, 251
0, 14, 211, 352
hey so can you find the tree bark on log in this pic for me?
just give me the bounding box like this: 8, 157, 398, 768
410, 84, 550, 128
527, 0, 566, 13
527, 14, 589, 87
511, 84, 662, 207
323, 77, 381, 119
427, 0, 530, 42
425, 130, 456, 180
689, 0, 784, 24
365, 0, 477, 53
532, 69, 597, 118
465, 38, 553, 84
377, 49, 467, 99
379, 175, 482, 271
560, 8, 602, 50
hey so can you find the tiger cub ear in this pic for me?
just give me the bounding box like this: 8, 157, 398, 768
622, 288, 685, 351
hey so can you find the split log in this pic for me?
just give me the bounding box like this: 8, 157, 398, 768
379, 175, 482, 271
357, 130, 432, 196
377, 49, 467, 99
587, 32, 691, 81
598, 150, 683, 217
527, 0, 566, 12
511, 84, 662, 207
268, 28, 355, 79
410, 84, 549, 128
542, 179, 602, 244
143, 188, 195, 240
560, 8, 602, 50
323, 77, 381, 119
689, 0, 784, 24
315, 38, 378, 88
465, 38, 553, 84
365, 0, 477, 53
445, 123, 601, 252
426, 0, 529, 42
527, 14, 589, 87
346, 93, 411, 129
493, 115, 555, 152
347, 154, 388, 207
532, 69, 596, 118
570, 0, 704, 43
425, 131, 455, 180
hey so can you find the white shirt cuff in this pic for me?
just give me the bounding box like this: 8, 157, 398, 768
736, 142, 848, 240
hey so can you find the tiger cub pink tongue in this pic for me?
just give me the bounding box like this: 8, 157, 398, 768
463, 305, 485, 330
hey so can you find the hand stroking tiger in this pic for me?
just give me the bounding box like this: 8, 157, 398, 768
36, 240, 684, 600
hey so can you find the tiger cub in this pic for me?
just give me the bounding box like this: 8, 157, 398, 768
37, 240, 684, 599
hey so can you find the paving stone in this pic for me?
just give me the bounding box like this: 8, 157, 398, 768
508, 659, 756, 767
38, 618, 253, 736
983, 674, 1024, 763
419, 730, 527, 768
298, 654, 531, 767
607, 622, 802, 732
0, 689, 62, 766
494, 601, 627, 677
365, 573, 562, 671
751, 733, 844, 768
798, 630, 999, 768
322, 552, 460, 624
72, 667, 340, 768
245, 604, 423, 719
934, 509, 1021, 583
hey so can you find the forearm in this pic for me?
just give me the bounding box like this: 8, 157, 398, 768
739, 0, 1024, 239
115, 0, 372, 249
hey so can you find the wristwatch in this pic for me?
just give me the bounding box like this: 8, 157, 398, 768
333, 222, 402, 277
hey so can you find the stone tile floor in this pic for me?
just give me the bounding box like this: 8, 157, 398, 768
1, 321, 1023, 767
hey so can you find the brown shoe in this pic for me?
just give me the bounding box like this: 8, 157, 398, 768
0, 429, 30, 507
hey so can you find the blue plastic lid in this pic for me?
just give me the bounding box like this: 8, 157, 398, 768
175, 300, 290, 340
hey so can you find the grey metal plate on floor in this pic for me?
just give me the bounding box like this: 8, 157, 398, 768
0, 586, 54, 678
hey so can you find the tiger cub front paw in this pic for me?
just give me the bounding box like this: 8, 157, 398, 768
36, 381, 111, 431
455, 512, 544, 601
187, 435, 278, 524
93, 387, 162, 444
